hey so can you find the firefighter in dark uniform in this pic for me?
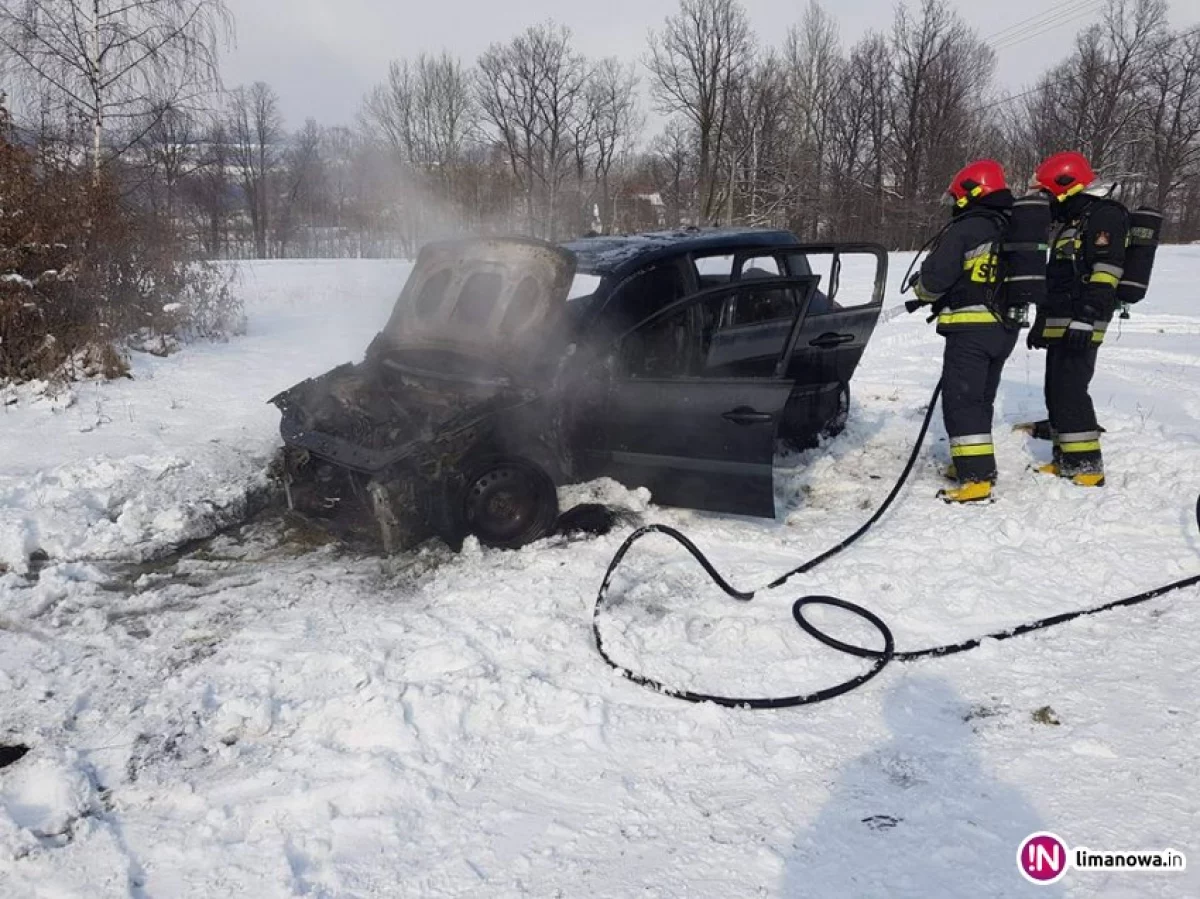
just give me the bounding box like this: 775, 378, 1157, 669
1026, 151, 1125, 487
910, 160, 1018, 504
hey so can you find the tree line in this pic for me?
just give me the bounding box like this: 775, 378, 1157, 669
2, 0, 1199, 264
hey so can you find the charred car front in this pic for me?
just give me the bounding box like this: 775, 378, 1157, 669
270, 229, 886, 551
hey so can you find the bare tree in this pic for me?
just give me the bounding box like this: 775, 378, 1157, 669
0, 0, 232, 184
275, 118, 324, 256
1021, 0, 1167, 171
186, 119, 232, 258
362, 51, 474, 194
648, 118, 696, 226
723, 53, 790, 225
888, 0, 993, 245
845, 32, 893, 236
647, 0, 753, 223
585, 58, 641, 233
476, 22, 590, 238
1136, 27, 1200, 215
228, 82, 283, 258
134, 100, 200, 226
784, 2, 843, 237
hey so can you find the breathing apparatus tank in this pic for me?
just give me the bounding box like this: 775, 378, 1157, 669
1001, 192, 1051, 310
1118, 206, 1163, 307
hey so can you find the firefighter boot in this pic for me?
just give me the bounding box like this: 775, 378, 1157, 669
1034, 464, 1104, 486
945, 463, 1002, 484
938, 481, 993, 504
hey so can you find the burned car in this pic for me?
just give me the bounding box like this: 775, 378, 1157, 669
270, 229, 886, 551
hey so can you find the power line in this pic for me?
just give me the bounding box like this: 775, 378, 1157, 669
987, 83, 1050, 113
983, 0, 1103, 48
982, 0, 1097, 42
992, 4, 1106, 52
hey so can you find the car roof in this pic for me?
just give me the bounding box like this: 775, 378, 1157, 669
561, 227, 802, 279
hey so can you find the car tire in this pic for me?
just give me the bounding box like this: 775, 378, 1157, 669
823, 383, 850, 437
455, 458, 560, 550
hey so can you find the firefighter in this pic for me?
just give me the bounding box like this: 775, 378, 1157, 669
1025, 151, 1126, 487
909, 159, 1018, 504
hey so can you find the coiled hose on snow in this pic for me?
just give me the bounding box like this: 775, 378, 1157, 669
591, 381, 1200, 708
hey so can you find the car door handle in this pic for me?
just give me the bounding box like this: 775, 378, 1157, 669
723, 406, 774, 425
809, 332, 855, 349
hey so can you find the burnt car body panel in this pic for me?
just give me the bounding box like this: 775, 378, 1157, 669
380, 236, 576, 367
271, 228, 887, 549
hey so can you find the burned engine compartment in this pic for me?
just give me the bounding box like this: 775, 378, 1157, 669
269, 236, 579, 552
272, 343, 562, 552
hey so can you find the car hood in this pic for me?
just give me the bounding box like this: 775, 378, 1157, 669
270, 359, 538, 473
372, 236, 576, 374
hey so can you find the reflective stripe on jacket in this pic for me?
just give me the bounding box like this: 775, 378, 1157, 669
1042, 197, 1128, 345
914, 210, 1010, 335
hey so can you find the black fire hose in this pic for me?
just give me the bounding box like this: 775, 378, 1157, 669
591, 382, 1200, 709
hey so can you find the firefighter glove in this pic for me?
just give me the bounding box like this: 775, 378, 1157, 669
1064, 320, 1094, 351
1027, 315, 1049, 350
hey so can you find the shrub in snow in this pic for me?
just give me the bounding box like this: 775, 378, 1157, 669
0, 102, 243, 385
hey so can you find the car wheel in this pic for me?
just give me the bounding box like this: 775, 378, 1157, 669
458, 459, 560, 550
823, 384, 850, 437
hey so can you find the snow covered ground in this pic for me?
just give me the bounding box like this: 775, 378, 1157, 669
1, 250, 1198, 898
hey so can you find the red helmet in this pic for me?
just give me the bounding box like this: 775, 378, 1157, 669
1033, 151, 1096, 200
947, 159, 1007, 208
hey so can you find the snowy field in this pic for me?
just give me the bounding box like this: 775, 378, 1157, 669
2, 250, 1199, 898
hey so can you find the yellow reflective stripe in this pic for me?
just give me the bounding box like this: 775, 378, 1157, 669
962, 245, 999, 284
951, 443, 995, 458
939, 311, 1000, 325
1043, 328, 1105, 342
1089, 271, 1119, 286
1060, 440, 1101, 453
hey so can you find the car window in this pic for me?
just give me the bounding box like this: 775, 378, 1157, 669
799, 252, 879, 311
605, 263, 688, 335
621, 287, 798, 379
725, 284, 796, 326
783, 252, 835, 314
692, 254, 734, 291
567, 272, 603, 301
738, 256, 781, 279
620, 300, 697, 378
694, 254, 734, 277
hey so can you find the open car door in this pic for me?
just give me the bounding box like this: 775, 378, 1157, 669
781, 244, 887, 386
578, 277, 818, 518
